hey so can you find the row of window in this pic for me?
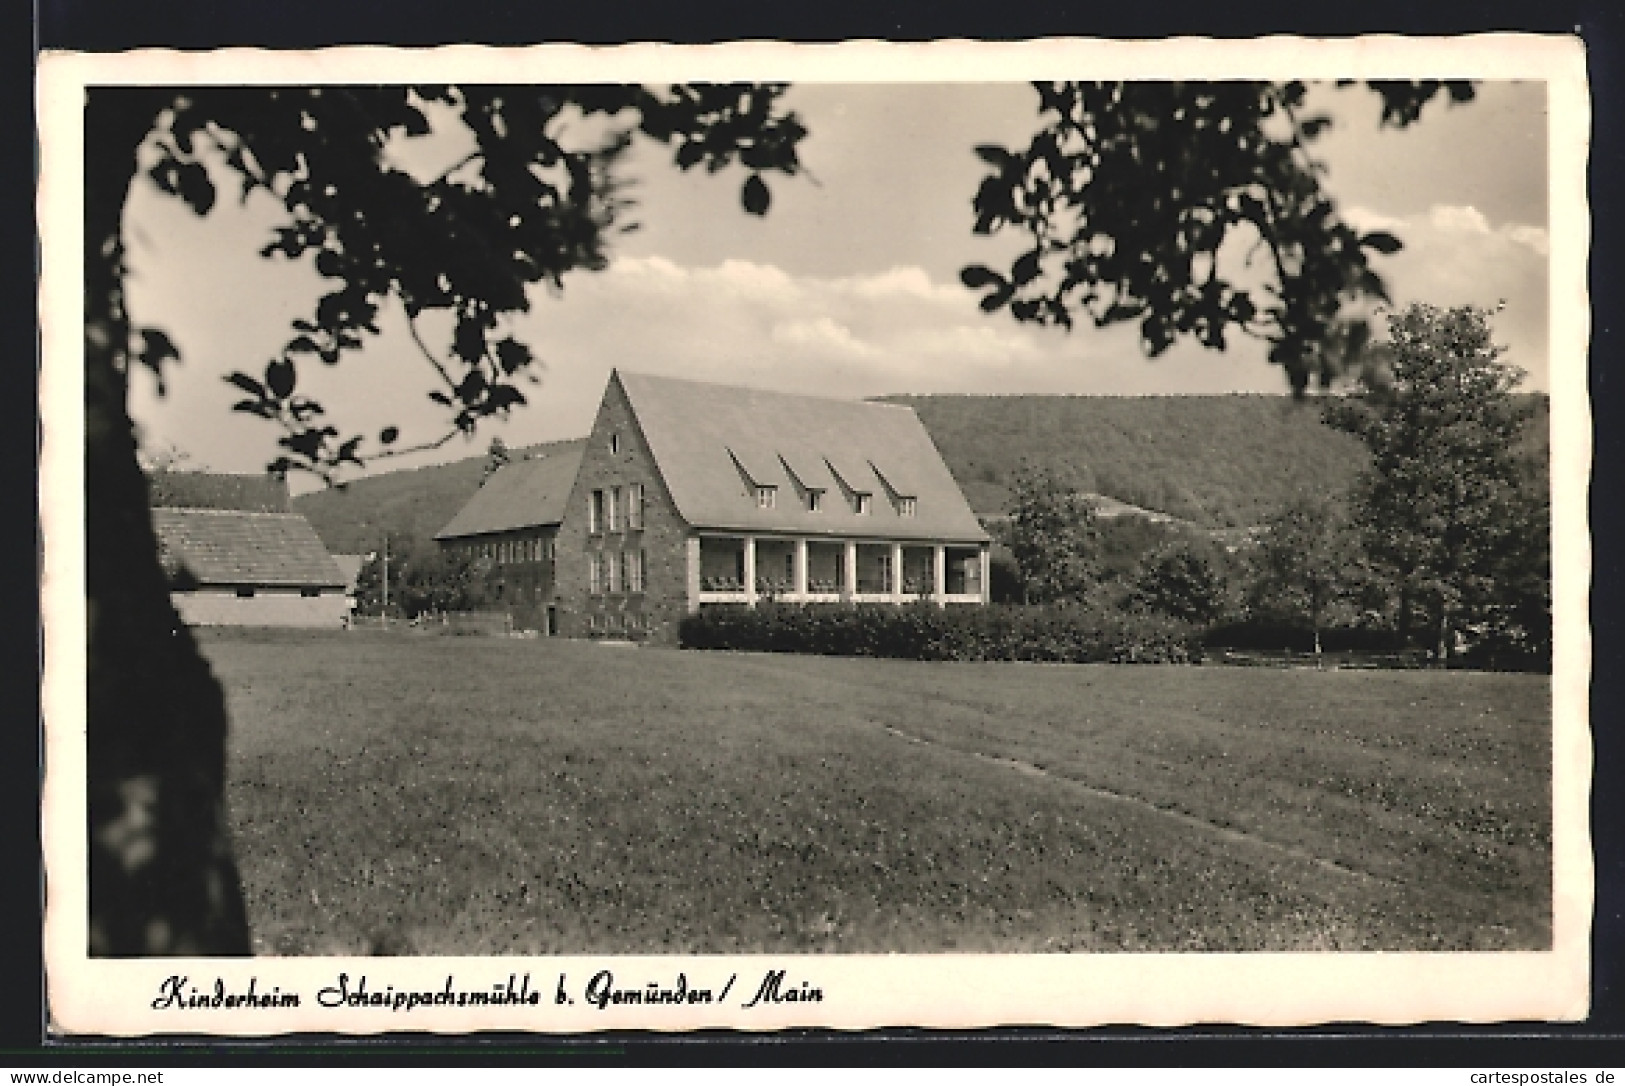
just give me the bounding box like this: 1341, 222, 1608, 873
587, 548, 647, 595
752, 485, 914, 518
468, 537, 554, 565
231, 586, 328, 598
586, 611, 647, 632
588, 483, 645, 534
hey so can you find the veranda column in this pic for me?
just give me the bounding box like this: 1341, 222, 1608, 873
684, 537, 701, 612
743, 535, 757, 606
890, 542, 904, 603
979, 546, 991, 604
794, 538, 809, 598
843, 540, 857, 601
933, 544, 946, 605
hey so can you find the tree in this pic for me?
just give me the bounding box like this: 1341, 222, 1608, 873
1004, 464, 1100, 605
395, 544, 490, 618
84, 84, 806, 954
83, 80, 1474, 955
962, 81, 1474, 392
1250, 490, 1362, 662
1127, 539, 1232, 627
480, 436, 515, 487
1322, 303, 1545, 665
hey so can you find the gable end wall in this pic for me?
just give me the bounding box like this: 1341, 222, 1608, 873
552, 376, 692, 643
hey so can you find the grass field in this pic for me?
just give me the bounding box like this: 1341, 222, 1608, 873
200, 629, 1551, 955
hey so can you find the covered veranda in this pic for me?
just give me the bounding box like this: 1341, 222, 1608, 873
693, 533, 987, 607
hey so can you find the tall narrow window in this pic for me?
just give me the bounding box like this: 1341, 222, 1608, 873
807, 490, 823, 512
632, 549, 646, 592
607, 549, 621, 593
588, 553, 602, 594
627, 483, 644, 530
855, 493, 872, 515
609, 433, 621, 455
756, 486, 776, 509
608, 486, 622, 532
589, 490, 604, 534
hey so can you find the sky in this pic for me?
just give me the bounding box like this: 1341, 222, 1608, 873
121, 80, 1551, 485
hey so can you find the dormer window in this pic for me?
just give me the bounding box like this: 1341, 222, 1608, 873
807, 490, 823, 512
898, 497, 917, 517
855, 493, 872, 515
756, 486, 777, 510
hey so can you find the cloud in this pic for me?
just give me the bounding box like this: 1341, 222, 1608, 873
124, 241, 1310, 483
771, 316, 878, 358
1342, 203, 1550, 388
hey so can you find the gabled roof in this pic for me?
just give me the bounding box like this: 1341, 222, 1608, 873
616, 371, 988, 542
433, 445, 585, 540
152, 509, 345, 588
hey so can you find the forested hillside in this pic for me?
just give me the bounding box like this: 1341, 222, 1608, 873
294, 395, 1549, 551
884, 394, 1371, 528
898, 393, 1545, 526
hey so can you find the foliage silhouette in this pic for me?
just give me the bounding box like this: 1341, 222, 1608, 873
964, 81, 1474, 392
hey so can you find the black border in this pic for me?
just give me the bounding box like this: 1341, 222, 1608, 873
21, 0, 1625, 1066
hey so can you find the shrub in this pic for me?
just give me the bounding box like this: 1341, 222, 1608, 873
679, 603, 1201, 664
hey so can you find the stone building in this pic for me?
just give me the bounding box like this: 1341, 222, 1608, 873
432, 445, 585, 635
526, 370, 990, 643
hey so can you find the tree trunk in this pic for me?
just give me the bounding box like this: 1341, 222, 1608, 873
1310, 595, 1323, 670
84, 91, 251, 956
1397, 584, 1412, 649
1435, 607, 1451, 670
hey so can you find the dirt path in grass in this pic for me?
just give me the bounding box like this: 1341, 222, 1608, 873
873, 720, 1399, 887
720, 652, 1407, 887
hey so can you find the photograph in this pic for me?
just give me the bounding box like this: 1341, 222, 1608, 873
38, 37, 1591, 1033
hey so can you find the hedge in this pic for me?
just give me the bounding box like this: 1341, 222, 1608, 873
679, 603, 1201, 664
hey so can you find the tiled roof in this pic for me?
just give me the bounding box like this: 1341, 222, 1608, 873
433, 446, 585, 540
152, 509, 346, 588
147, 470, 290, 512
617, 371, 988, 543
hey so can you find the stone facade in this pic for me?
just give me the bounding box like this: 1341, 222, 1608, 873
551, 377, 692, 643
442, 526, 560, 633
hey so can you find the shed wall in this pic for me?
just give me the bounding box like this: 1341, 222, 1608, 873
172, 588, 349, 628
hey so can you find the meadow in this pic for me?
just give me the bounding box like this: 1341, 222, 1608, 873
201, 629, 1552, 956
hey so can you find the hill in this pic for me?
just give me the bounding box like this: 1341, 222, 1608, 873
293, 394, 1549, 551
294, 439, 583, 554
884, 394, 1371, 528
